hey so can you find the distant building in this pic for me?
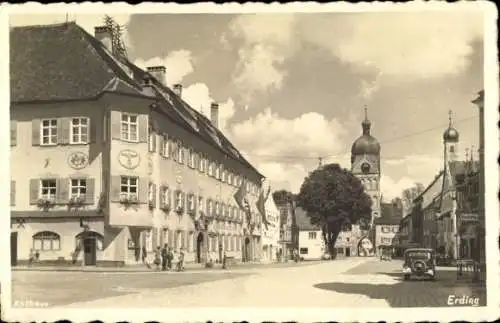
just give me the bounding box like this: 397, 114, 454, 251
295, 207, 325, 260
261, 193, 281, 262
10, 22, 264, 267
336, 106, 380, 257
373, 202, 403, 255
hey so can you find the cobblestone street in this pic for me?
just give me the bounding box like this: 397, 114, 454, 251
11, 258, 486, 308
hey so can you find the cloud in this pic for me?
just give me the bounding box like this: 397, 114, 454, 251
231, 108, 347, 158
134, 49, 194, 86
230, 108, 348, 193
229, 14, 298, 103
182, 83, 235, 132
299, 12, 483, 79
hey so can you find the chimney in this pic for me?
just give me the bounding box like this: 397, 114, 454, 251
146, 66, 167, 87
210, 102, 219, 128
141, 75, 155, 97
173, 84, 183, 98
94, 26, 112, 53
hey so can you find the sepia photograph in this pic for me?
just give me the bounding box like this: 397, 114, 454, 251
0, 2, 498, 322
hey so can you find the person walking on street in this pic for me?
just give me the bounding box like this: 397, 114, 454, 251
28, 249, 35, 266
178, 248, 185, 271
167, 247, 173, 270
154, 246, 161, 271
222, 251, 227, 269
161, 244, 168, 271
142, 246, 151, 269
173, 250, 179, 271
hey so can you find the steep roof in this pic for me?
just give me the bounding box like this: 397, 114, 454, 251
10, 22, 144, 102
295, 207, 321, 231
10, 22, 263, 179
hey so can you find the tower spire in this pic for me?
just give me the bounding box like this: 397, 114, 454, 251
448, 109, 453, 127
364, 105, 368, 121
361, 104, 371, 135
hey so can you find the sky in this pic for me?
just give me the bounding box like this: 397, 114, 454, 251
9, 9, 485, 201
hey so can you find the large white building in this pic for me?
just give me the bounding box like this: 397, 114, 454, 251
261, 192, 281, 262
295, 207, 325, 260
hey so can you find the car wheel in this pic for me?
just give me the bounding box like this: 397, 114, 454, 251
403, 274, 410, 281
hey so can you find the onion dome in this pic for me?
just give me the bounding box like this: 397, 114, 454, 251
443, 110, 459, 142
351, 106, 381, 155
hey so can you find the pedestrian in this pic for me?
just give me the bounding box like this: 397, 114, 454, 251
167, 247, 173, 270
142, 246, 151, 269
173, 250, 179, 271
161, 244, 168, 271
28, 249, 35, 266
154, 246, 161, 270
178, 248, 185, 271
222, 251, 227, 270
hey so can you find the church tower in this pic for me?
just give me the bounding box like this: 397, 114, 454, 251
351, 106, 381, 223
443, 110, 460, 166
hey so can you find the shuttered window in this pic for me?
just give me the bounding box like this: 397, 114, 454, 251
70, 117, 89, 144
40, 119, 58, 145
121, 113, 139, 142
10, 180, 15, 206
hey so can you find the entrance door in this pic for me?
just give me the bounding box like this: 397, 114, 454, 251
196, 233, 204, 263
345, 247, 351, 257
83, 238, 97, 266
11, 232, 18, 266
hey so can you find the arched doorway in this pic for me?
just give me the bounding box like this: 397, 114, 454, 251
196, 232, 204, 263
243, 237, 251, 262
75, 231, 103, 266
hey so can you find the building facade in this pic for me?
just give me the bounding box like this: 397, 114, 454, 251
261, 192, 281, 262
277, 204, 295, 261
10, 22, 264, 267
295, 207, 325, 260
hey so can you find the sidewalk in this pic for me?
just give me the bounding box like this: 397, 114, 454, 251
12, 259, 326, 273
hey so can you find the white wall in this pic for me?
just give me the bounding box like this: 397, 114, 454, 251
298, 230, 324, 260
261, 194, 281, 262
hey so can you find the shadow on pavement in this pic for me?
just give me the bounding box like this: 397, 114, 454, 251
314, 270, 487, 308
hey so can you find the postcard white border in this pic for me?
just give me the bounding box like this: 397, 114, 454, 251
1, 1, 498, 322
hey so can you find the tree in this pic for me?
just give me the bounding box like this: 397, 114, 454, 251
295, 163, 372, 258
401, 183, 425, 216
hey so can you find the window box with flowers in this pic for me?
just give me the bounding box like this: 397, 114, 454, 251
37, 198, 56, 211
68, 196, 86, 209
174, 190, 185, 214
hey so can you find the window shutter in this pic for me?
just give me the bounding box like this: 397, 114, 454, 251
152, 184, 157, 207
10, 180, 16, 206
206, 199, 210, 216
110, 175, 121, 202
89, 117, 96, 143
139, 177, 149, 204
85, 178, 95, 205
138, 115, 149, 143
10, 121, 17, 146
29, 178, 39, 204
32, 119, 40, 146
110, 111, 122, 140
58, 118, 70, 145
57, 178, 69, 203
158, 135, 165, 156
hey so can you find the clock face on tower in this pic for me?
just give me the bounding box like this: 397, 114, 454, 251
361, 162, 371, 174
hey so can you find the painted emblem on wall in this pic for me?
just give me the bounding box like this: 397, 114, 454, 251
68, 152, 88, 170
118, 149, 140, 170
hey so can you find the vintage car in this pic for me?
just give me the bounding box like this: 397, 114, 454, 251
402, 248, 436, 281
